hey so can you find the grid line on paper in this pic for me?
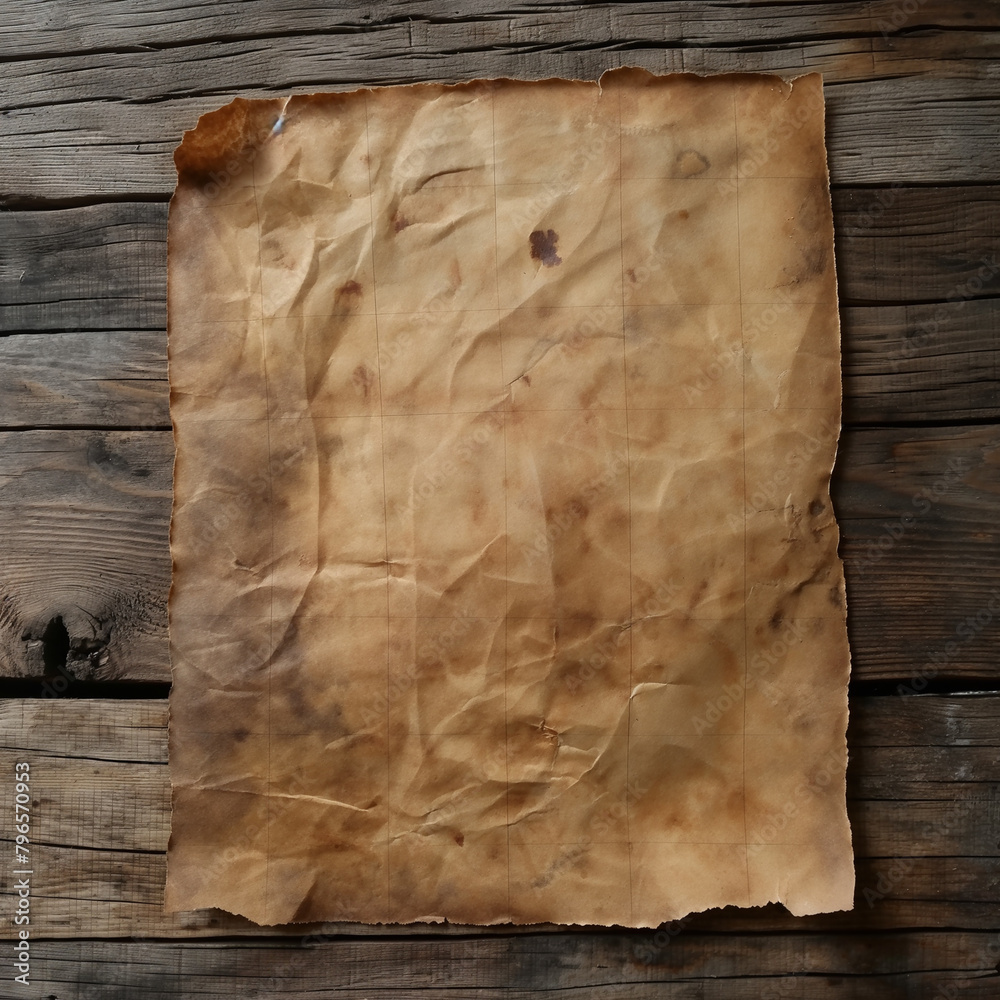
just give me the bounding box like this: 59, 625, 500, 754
488, 85, 514, 924
733, 84, 753, 908
362, 92, 394, 922
616, 87, 636, 924
250, 157, 275, 921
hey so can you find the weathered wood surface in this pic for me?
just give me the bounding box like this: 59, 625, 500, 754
0, 431, 171, 682
0, 331, 169, 428
4, 0, 998, 59
19, 932, 1000, 999
18, 934, 1000, 999
842, 299, 1000, 426
1, 425, 998, 683
0, 203, 164, 333
1, 697, 997, 941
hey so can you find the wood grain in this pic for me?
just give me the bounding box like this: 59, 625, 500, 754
836, 424, 1000, 685
0, 430, 171, 681
0, 2, 934, 58
0, 330, 169, 428
842, 299, 1000, 426
5, 0, 1000, 60
20, 934, 1000, 999
0, 203, 164, 333
0, 697, 997, 941
836, 186, 1000, 305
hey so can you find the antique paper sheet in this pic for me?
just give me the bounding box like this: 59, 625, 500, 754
166, 70, 854, 927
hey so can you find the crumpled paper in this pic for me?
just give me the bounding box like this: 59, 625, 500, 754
165, 69, 854, 927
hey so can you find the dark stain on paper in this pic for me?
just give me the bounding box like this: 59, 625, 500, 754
530, 229, 562, 267
336, 280, 364, 306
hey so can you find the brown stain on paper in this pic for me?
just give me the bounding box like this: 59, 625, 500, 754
173, 97, 283, 188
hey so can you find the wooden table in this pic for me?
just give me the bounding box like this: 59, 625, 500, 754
2, 3, 998, 996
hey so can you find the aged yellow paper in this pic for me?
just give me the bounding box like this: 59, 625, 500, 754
166, 70, 853, 927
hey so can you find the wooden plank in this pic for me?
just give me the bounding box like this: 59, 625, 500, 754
0, 203, 164, 333
0, 430, 171, 681
2, 422, 998, 683
0, 697, 998, 940
842, 299, 1000, 426
835, 186, 1000, 305
5, 1, 1000, 61
0, 330, 169, 428
0, 2, 889, 58
3, 187, 998, 333
1, 298, 996, 430
836, 425, 1000, 683
2, 70, 998, 199
18, 934, 1000, 998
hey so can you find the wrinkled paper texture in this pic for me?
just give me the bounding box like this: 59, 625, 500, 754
166, 70, 854, 927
